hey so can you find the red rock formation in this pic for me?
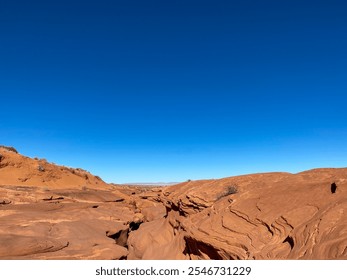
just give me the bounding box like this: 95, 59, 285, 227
128, 170, 346, 259
0, 146, 346, 259
0, 146, 107, 189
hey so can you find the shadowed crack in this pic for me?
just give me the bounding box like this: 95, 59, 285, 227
183, 236, 227, 260
42, 196, 64, 201
283, 236, 294, 249
106, 229, 129, 247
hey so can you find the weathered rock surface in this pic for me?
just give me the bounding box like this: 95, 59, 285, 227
0, 146, 107, 189
148, 171, 347, 260
0, 146, 346, 259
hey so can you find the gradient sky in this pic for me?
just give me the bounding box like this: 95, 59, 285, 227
1, 0, 346, 183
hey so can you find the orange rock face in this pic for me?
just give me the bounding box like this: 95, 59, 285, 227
0, 146, 346, 259
151, 171, 347, 259
0, 146, 108, 189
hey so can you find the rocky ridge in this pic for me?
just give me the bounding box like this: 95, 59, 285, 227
0, 146, 346, 259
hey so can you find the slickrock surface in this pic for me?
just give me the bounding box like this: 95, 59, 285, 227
0, 146, 346, 259
135, 171, 346, 260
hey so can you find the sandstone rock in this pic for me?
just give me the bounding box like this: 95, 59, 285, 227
0, 146, 346, 259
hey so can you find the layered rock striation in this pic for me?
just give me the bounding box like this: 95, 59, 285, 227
0, 146, 346, 259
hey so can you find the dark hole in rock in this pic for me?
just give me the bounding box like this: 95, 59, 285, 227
283, 236, 294, 249
331, 182, 337, 194
92, 205, 99, 208
129, 221, 141, 231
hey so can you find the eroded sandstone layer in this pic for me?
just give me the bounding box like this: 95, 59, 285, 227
0, 146, 346, 259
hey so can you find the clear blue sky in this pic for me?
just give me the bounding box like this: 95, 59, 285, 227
1, 0, 346, 183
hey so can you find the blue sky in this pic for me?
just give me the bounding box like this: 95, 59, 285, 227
1, 0, 346, 183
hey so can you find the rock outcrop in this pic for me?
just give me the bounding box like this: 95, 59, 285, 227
0, 146, 346, 259
127, 170, 347, 259
0, 146, 107, 189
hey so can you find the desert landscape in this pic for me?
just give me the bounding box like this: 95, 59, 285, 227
0, 145, 346, 260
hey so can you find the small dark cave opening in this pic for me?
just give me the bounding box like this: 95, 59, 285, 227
129, 221, 141, 231
283, 236, 294, 249
331, 182, 337, 194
